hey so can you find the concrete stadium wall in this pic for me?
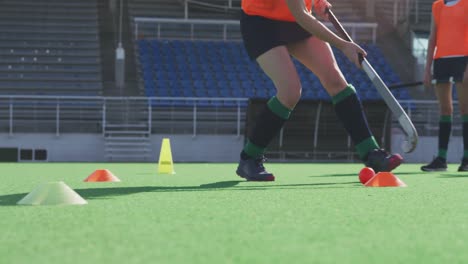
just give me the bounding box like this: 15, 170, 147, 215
152, 134, 244, 162
392, 133, 464, 164
0, 133, 244, 162
0, 134, 105, 162
1, 132, 458, 164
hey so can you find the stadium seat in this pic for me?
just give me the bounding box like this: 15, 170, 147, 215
137, 39, 409, 104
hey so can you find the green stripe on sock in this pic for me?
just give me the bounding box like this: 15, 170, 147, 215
463, 115, 468, 122
355, 136, 379, 159
438, 149, 447, 159
440, 115, 452, 122
332, 85, 356, 105
267, 96, 292, 120
464, 150, 468, 159
243, 140, 265, 158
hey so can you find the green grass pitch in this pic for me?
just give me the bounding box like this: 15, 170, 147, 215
2, 162, 468, 264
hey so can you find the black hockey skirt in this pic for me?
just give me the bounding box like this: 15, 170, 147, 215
240, 10, 312, 60
433, 56, 468, 83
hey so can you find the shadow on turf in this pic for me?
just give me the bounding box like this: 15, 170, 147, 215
438, 174, 468, 178
0, 193, 28, 206
74, 181, 359, 200
0, 180, 360, 205
0, 181, 244, 205
315, 171, 420, 177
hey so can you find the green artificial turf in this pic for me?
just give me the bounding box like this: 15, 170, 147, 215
1, 162, 468, 264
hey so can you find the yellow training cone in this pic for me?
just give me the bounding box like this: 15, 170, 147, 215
157, 138, 175, 174
17, 181, 87, 206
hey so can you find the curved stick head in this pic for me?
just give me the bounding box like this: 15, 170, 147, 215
397, 115, 418, 153
401, 136, 418, 153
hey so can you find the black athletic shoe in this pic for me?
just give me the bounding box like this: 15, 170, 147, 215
236, 156, 275, 181
421, 157, 447, 172
364, 149, 403, 173
458, 158, 468, 172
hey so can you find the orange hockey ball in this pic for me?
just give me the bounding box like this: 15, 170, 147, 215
359, 167, 375, 184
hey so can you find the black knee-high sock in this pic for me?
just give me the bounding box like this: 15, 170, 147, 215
332, 85, 379, 159
438, 115, 451, 159
462, 115, 468, 159
242, 96, 293, 159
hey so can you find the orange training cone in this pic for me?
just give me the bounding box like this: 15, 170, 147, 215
364, 172, 407, 187
84, 169, 121, 182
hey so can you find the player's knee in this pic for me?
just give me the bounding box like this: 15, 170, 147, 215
459, 108, 468, 116
439, 106, 453, 116
276, 85, 301, 107
281, 90, 301, 107
321, 81, 348, 96
319, 73, 347, 93
458, 101, 468, 115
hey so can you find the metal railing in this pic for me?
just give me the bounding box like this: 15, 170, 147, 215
0, 95, 248, 137
183, 0, 241, 19
0, 95, 460, 137
134, 17, 240, 41
133, 17, 378, 43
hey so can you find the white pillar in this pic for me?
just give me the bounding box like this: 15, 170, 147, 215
115, 43, 125, 90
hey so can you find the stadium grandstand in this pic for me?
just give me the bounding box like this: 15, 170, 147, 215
0, 0, 461, 164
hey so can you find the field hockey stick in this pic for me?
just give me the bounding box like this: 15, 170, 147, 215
326, 8, 418, 153
388, 81, 423, 90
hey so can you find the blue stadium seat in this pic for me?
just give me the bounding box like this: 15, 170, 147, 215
137, 39, 408, 103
